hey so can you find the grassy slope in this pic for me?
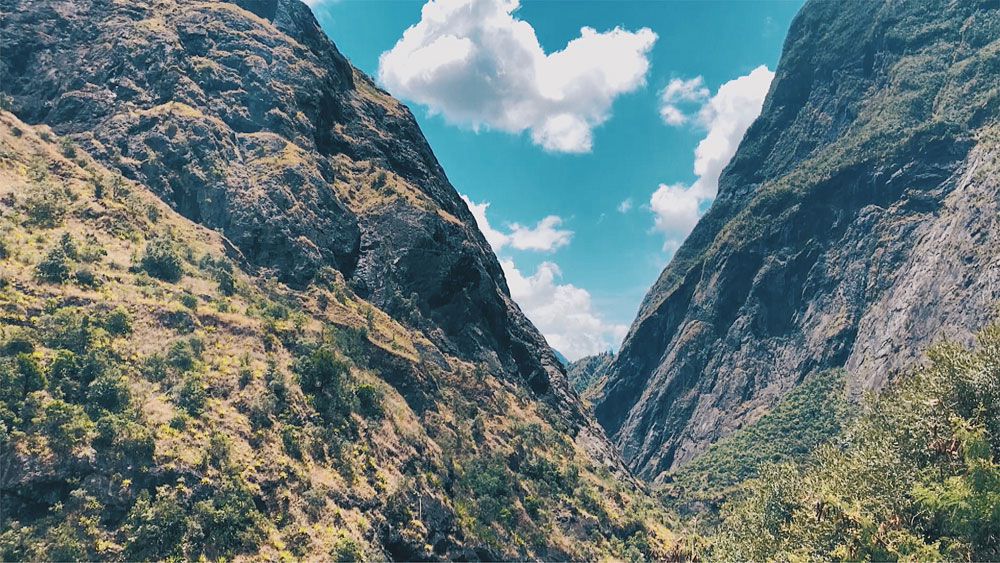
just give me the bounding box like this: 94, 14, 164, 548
660, 370, 851, 524
0, 112, 682, 562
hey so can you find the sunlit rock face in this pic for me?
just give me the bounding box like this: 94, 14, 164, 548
595, 0, 1000, 480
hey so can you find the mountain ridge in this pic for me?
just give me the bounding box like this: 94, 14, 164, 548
594, 0, 1000, 479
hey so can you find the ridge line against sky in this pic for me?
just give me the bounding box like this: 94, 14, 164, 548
307, 0, 801, 360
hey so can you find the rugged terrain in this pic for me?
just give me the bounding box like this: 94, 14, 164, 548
0, 0, 680, 560
594, 0, 1000, 480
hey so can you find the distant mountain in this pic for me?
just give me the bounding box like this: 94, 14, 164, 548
566, 352, 613, 394
552, 349, 570, 366
594, 0, 1000, 480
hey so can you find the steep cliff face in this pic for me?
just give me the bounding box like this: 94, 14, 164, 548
0, 0, 571, 408
595, 0, 1000, 480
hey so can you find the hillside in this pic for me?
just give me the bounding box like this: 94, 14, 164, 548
594, 0, 1000, 480
714, 322, 1000, 560
0, 0, 683, 560
566, 352, 613, 394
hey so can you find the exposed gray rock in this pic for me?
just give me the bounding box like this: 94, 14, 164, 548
594, 0, 1000, 480
0, 0, 593, 426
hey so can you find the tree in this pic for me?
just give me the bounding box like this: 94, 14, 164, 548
139, 235, 183, 282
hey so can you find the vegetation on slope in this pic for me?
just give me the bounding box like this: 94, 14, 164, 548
661, 370, 851, 521
713, 323, 1000, 561
566, 352, 613, 394
0, 112, 683, 562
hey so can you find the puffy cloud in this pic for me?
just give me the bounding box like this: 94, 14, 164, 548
688, 65, 774, 200
378, 0, 656, 153
650, 65, 774, 247
617, 198, 633, 213
501, 259, 627, 361
649, 183, 700, 237
461, 194, 572, 252
658, 76, 709, 125
462, 194, 624, 360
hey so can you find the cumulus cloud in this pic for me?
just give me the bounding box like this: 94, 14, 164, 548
501, 259, 627, 361
617, 198, 633, 213
658, 76, 709, 125
650, 65, 774, 247
461, 195, 572, 252
462, 194, 625, 360
378, 0, 657, 153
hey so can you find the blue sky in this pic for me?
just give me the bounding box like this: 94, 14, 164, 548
307, 0, 803, 360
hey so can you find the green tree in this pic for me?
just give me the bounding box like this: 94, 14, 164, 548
139, 235, 183, 282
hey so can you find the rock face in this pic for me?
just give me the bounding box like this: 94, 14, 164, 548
594, 0, 1000, 480
0, 0, 576, 412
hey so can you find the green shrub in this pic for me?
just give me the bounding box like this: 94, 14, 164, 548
73, 267, 98, 287
58, 232, 77, 260
176, 372, 207, 415
86, 372, 131, 413
714, 324, 1000, 561
142, 353, 168, 381
192, 474, 266, 558
355, 383, 384, 420
295, 345, 355, 428
14, 354, 46, 398
139, 235, 183, 282
331, 535, 365, 562
280, 424, 302, 459
166, 340, 197, 372
36, 398, 92, 455
36, 246, 70, 283
24, 182, 68, 228
122, 486, 189, 561
59, 136, 76, 158
76, 234, 106, 263
39, 308, 96, 354
1, 335, 34, 356
94, 414, 155, 466
104, 306, 132, 336
178, 292, 198, 310
207, 431, 232, 467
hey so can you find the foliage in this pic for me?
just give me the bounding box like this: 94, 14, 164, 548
176, 372, 207, 415
139, 235, 183, 282
35, 397, 93, 455
104, 306, 133, 336
665, 370, 850, 514
714, 324, 1000, 561
36, 246, 70, 283
24, 181, 68, 228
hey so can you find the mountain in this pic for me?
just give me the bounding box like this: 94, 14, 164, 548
566, 352, 613, 394
0, 1, 681, 560
594, 0, 1000, 480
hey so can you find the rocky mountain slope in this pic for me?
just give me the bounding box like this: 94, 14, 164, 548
0, 0, 680, 560
0, 0, 578, 412
595, 0, 1000, 480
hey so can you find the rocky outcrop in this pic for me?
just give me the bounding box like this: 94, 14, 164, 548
0, 0, 583, 418
594, 0, 1000, 480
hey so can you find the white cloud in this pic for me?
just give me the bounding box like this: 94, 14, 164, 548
461, 194, 572, 252
378, 0, 656, 153
461, 194, 624, 360
650, 65, 774, 248
650, 183, 700, 237
617, 198, 633, 213
507, 216, 572, 251
501, 259, 627, 361
658, 76, 709, 125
